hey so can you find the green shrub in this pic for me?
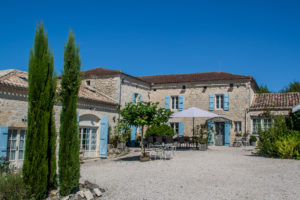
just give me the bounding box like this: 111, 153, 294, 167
275, 134, 300, 159
250, 136, 257, 143
0, 172, 27, 200
257, 115, 300, 159
145, 124, 175, 137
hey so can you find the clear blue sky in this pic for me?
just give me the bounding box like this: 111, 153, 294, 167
0, 0, 299, 92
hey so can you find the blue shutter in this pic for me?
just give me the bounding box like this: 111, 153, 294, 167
138, 94, 142, 102
224, 94, 229, 111
224, 121, 230, 146
132, 92, 136, 103
100, 116, 109, 158
77, 112, 79, 124
179, 95, 184, 111
131, 126, 137, 147
209, 94, 214, 111
165, 96, 170, 109
0, 127, 8, 161
179, 122, 184, 136
208, 121, 214, 145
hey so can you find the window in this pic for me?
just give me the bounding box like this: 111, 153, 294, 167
252, 118, 261, 134
170, 122, 179, 135
234, 121, 242, 132
79, 128, 97, 151
7, 129, 26, 161
18, 130, 26, 160
264, 118, 271, 130
216, 95, 224, 109
171, 96, 179, 110
134, 93, 139, 103
86, 80, 90, 86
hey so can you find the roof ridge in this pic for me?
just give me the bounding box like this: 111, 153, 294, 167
138, 71, 250, 78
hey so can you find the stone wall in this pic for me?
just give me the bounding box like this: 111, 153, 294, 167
149, 79, 255, 145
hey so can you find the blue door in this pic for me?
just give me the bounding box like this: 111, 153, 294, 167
100, 116, 109, 158
224, 121, 230, 146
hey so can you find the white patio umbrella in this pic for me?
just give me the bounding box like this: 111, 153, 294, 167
292, 104, 300, 113
170, 107, 219, 136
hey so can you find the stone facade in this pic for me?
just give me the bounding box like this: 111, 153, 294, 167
149, 79, 255, 145
1, 67, 299, 168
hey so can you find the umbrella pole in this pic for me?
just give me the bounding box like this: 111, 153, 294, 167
193, 117, 195, 137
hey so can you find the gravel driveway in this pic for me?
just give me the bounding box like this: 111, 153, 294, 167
81, 147, 300, 200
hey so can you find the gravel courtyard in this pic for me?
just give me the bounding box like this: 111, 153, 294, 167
81, 147, 300, 200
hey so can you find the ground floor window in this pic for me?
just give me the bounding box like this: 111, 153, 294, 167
79, 127, 97, 151
252, 118, 271, 134
7, 129, 26, 161
170, 122, 179, 135
234, 121, 242, 133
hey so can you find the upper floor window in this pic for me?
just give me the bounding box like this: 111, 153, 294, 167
171, 96, 179, 110
216, 95, 224, 109
170, 122, 179, 135
86, 80, 91, 86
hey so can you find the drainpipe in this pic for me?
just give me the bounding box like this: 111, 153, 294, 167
118, 77, 123, 119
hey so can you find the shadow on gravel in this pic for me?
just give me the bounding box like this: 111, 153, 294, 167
114, 155, 140, 162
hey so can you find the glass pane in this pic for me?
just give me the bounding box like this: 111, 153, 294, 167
10, 151, 15, 160
18, 150, 24, 160
19, 140, 24, 149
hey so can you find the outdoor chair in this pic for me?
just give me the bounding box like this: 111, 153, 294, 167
147, 136, 154, 147
184, 136, 191, 148
150, 147, 164, 160
242, 137, 249, 146
178, 136, 185, 148
163, 146, 173, 160
165, 136, 174, 144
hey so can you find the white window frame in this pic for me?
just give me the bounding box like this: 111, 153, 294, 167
215, 94, 224, 110
251, 117, 272, 134
79, 127, 97, 151
170, 122, 179, 135
171, 96, 179, 110
7, 129, 26, 161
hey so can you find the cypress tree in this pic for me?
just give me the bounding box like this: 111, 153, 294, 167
23, 24, 56, 199
59, 31, 81, 195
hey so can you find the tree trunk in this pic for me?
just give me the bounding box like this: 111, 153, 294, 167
140, 126, 145, 156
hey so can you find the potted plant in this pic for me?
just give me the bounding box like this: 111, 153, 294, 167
250, 136, 257, 146
195, 124, 209, 151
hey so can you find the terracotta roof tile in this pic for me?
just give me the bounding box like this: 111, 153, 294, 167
84, 67, 123, 77
250, 93, 300, 109
0, 69, 117, 105
138, 71, 253, 84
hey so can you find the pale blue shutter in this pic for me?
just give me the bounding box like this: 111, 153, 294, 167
209, 94, 214, 111
208, 121, 214, 145
224, 121, 230, 146
139, 94, 142, 102
179, 95, 184, 111
77, 112, 79, 124
179, 122, 184, 136
132, 92, 136, 103
224, 94, 229, 111
165, 96, 170, 109
130, 126, 137, 147
0, 127, 8, 161
100, 116, 109, 158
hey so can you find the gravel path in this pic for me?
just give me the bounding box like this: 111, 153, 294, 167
81, 147, 300, 200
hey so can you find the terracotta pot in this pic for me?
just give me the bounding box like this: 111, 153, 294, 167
140, 152, 150, 162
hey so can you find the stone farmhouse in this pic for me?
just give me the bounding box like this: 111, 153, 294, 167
0, 67, 299, 167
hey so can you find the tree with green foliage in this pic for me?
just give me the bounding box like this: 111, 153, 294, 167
257, 84, 271, 93
23, 24, 57, 199
145, 124, 175, 137
281, 81, 300, 92
59, 31, 81, 195
118, 102, 172, 156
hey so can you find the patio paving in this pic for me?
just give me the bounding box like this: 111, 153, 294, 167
80, 146, 300, 200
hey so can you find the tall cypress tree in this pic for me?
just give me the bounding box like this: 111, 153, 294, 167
59, 31, 81, 195
23, 24, 56, 199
